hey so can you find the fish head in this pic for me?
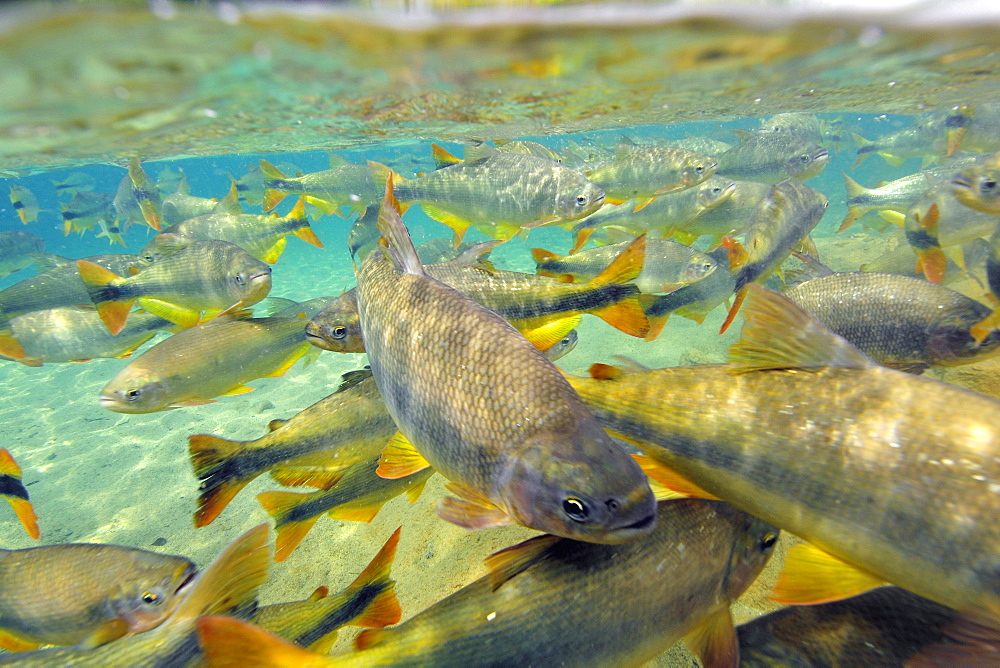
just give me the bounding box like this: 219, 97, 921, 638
555, 178, 606, 221
951, 165, 1000, 215
681, 156, 718, 187
501, 425, 657, 544
696, 177, 737, 209
305, 293, 365, 353
681, 252, 719, 284
99, 372, 170, 413
785, 144, 829, 181
109, 552, 198, 633
724, 516, 780, 600
227, 257, 272, 305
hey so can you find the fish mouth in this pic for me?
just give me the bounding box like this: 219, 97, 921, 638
951, 174, 972, 191
814, 149, 830, 162
174, 566, 198, 596
98, 394, 120, 410
303, 330, 332, 350
622, 512, 656, 532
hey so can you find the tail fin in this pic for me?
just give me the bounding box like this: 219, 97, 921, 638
589, 234, 645, 286
0, 449, 39, 539
77, 260, 133, 335
850, 133, 874, 169
198, 616, 325, 668
591, 293, 649, 339
188, 434, 259, 528
260, 160, 290, 212
284, 198, 325, 249
341, 527, 403, 629
837, 173, 870, 233
127, 158, 163, 231
257, 490, 321, 562
0, 330, 26, 362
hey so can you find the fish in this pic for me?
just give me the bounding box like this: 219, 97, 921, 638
719, 181, 829, 333
640, 246, 737, 339
0, 449, 39, 541
156, 194, 323, 264
8, 185, 39, 224
0, 540, 197, 651
354, 178, 654, 543
0, 306, 171, 367
568, 285, 1000, 639
737, 587, 957, 668
258, 458, 433, 562
0, 231, 44, 279
969, 224, 1000, 344
666, 136, 734, 156
783, 271, 1000, 373
583, 142, 717, 210
198, 499, 778, 668
59, 191, 116, 238
949, 102, 1000, 155
952, 150, 1000, 215
51, 172, 96, 199
851, 111, 957, 169
77, 234, 272, 334
543, 327, 578, 362
566, 174, 736, 252
0, 253, 147, 326
489, 139, 563, 162
755, 112, 824, 144
0, 525, 269, 667
161, 189, 228, 226
669, 178, 771, 247
250, 528, 401, 652
259, 158, 383, 216
391, 145, 605, 245
98, 313, 314, 413
715, 133, 829, 183
311, 237, 648, 352
112, 158, 163, 231
188, 369, 397, 527
533, 238, 717, 295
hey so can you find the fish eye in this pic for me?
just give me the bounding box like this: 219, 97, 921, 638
124, 388, 142, 401
694, 164, 705, 174
140, 591, 161, 605
575, 194, 589, 206
760, 533, 778, 550
980, 178, 998, 192
562, 497, 590, 522
332, 325, 347, 339
798, 154, 811, 163
234, 274, 244, 284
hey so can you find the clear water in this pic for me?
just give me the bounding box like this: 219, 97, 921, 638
1, 2, 998, 664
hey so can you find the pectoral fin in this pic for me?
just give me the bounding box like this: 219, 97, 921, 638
376, 432, 431, 479
771, 542, 888, 605
436, 481, 514, 530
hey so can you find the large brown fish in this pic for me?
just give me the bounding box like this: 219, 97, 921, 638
568, 285, 1000, 641
188, 369, 397, 527
0, 542, 196, 651
784, 271, 1000, 373
198, 499, 778, 668
99, 314, 314, 413
354, 178, 654, 543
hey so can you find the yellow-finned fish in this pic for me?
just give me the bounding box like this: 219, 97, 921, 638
112, 158, 163, 231
952, 150, 1000, 215
59, 191, 116, 238
355, 178, 654, 543
157, 194, 323, 264
98, 313, 314, 413
8, 185, 39, 225
569, 285, 1000, 642
0, 525, 269, 666
51, 172, 96, 199
670, 178, 770, 247
0, 230, 44, 280
639, 247, 737, 340
0, 306, 170, 367
850, 111, 958, 169
259, 158, 384, 216
188, 369, 397, 527
198, 499, 777, 668
391, 145, 605, 245
0, 540, 196, 651
250, 528, 401, 653
0, 449, 39, 541
583, 142, 717, 210
78, 234, 272, 335
258, 458, 432, 562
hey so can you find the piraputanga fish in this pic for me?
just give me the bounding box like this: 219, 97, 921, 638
719, 181, 828, 333
391, 146, 605, 245
668, 178, 771, 247
0, 230, 43, 280
189, 369, 397, 527
583, 142, 717, 209
311, 237, 648, 352
260, 158, 384, 216
952, 150, 1000, 215
715, 133, 829, 183
0, 306, 171, 367
0, 449, 39, 541
0, 540, 196, 651
949, 102, 1000, 155
59, 191, 116, 238
738, 587, 957, 668
0, 253, 147, 326
199, 499, 778, 668
0, 525, 269, 667
355, 178, 654, 543
51, 172, 95, 199
250, 528, 401, 653
640, 247, 737, 340
112, 158, 162, 231
784, 271, 1000, 373
568, 285, 1000, 638
98, 313, 313, 413
850, 110, 958, 169
8, 185, 39, 225
533, 238, 717, 295
157, 195, 323, 264
258, 458, 433, 562
78, 234, 272, 334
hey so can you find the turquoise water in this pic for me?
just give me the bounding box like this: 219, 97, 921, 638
2, 2, 1000, 665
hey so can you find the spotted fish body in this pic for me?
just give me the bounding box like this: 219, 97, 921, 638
354, 186, 654, 544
